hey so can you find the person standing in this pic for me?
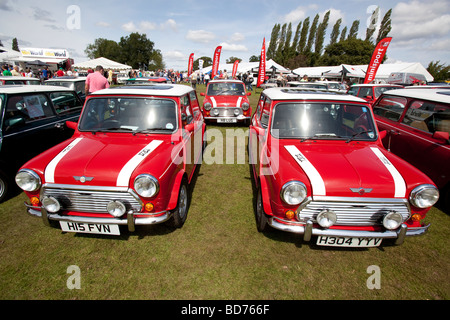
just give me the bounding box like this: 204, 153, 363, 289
2, 65, 12, 76
11, 66, 21, 76
85, 65, 109, 95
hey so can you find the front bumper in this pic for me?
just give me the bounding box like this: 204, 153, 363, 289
204, 115, 250, 121
269, 218, 430, 245
26, 204, 172, 232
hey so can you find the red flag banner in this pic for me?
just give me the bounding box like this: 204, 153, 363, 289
232, 60, 239, 79
256, 38, 266, 88
188, 53, 194, 76
363, 37, 392, 84
211, 46, 222, 80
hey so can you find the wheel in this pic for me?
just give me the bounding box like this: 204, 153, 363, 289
0, 171, 9, 203
255, 186, 269, 232
169, 180, 189, 228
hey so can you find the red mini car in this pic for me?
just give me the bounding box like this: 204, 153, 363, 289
16, 84, 205, 235
373, 88, 450, 211
200, 79, 251, 124
347, 84, 403, 105
249, 88, 439, 247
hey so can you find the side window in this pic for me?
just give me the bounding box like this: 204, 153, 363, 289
75, 82, 86, 94
402, 100, 450, 134
260, 98, 272, 128
189, 91, 200, 117
50, 92, 83, 114
4, 94, 54, 130
180, 95, 193, 126
373, 96, 407, 122
255, 94, 264, 120
357, 87, 372, 98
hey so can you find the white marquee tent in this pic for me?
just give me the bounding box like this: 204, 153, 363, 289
72, 57, 132, 71
197, 59, 290, 75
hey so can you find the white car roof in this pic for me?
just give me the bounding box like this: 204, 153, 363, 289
263, 87, 368, 103
45, 77, 87, 82
0, 85, 76, 94
90, 84, 195, 97
0, 76, 40, 81
350, 83, 403, 87
209, 79, 245, 84
380, 88, 450, 104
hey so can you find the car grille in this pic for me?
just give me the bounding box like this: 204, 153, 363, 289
297, 197, 411, 226
42, 184, 143, 214
211, 107, 242, 117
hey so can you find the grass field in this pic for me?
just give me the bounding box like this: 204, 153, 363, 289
0, 84, 449, 301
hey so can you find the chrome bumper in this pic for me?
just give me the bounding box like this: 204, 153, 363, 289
269, 218, 430, 245
26, 203, 172, 232
204, 115, 250, 120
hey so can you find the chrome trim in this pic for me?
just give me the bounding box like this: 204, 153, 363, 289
16, 169, 42, 192
280, 181, 307, 206
268, 218, 429, 243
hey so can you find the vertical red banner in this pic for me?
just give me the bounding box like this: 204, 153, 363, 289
257, 38, 266, 88
188, 53, 194, 76
232, 60, 239, 79
364, 37, 392, 84
211, 46, 222, 80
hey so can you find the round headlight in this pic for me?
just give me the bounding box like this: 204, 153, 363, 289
316, 209, 337, 228
204, 102, 212, 111
242, 102, 250, 111
410, 184, 439, 208
280, 181, 307, 205
107, 200, 127, 217
383, 211, 403, 230
42, 196, 61, 213
15, 169, 41, 192
134, 174, 159, 198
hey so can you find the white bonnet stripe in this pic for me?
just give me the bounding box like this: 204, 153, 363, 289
45, 138, 83, 183
370, 147, 406, 198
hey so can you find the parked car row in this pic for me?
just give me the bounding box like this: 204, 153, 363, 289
3, 79, 448, 248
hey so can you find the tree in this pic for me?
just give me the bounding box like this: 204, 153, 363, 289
376, 9, 392, 43
348, 20, 360, 39
315, 10, 330, 55
291, 21, 302, 55
226, 56, 242, 64
340, 26, 348, 42
275, 23, 287, 62
298, 17, 310, 53
267, 24, 280, 60
118, 33, 157, 69
318, 38, 376, 66
305, 14, 319, 53
84, 38, 122, 61
365, 6, 380, 43
249, 55, 260, 62
193, 56, 212, 70
330, 18, 342, 46
427, 60, 450, 82
12, 38, 19, 51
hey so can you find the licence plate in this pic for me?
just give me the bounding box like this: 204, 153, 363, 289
60, 221, 120, 235
217, 118, 237, 123
316, 236, 382, 247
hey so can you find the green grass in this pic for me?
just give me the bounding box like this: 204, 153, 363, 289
0, 84, 449, 300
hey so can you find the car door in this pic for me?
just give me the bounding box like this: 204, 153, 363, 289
49, 90, 83, 140
180, 94, 196, 179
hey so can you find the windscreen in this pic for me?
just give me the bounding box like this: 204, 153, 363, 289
78, 97, 177, 133
206, 82, 246, 96
271, 102, 377, 141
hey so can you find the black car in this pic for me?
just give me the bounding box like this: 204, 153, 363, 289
0, 85, 83, 201
44, 76, 87, 103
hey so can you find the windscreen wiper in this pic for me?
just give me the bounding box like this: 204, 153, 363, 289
132, 127, 174, 135
346, 130, 373, 143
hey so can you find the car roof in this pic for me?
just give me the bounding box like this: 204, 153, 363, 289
0, 76, 40, 81
209, 79, 244, 84
262, 87, 368, 103
380, 88, 450, 104
0, 84, 77, 94
45, 77, 87, 82
89, 84, 195, 97
350, 83, 403, 87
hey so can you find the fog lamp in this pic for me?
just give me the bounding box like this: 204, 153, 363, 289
316, 209, 337, 228
107, 200, 127, 217
285, 210, 295, 220
42, 196, 61, 213
213, 109, 220, 116
383, 211, 403, 230
234, 109, 240, 116
145, 203, 154, 212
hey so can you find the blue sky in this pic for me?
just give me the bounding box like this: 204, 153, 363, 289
1, 0, 449, 70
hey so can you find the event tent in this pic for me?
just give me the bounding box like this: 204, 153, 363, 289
72, 57, 132, 71
293, 62, 433, 82
197, 59, 290, 75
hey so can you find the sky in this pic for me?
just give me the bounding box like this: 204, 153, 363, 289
0, 0, 449, 71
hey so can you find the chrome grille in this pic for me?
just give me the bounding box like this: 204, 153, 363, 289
42, 184, 143, 214
211, 107, 242, 117
298, 197, 410, 226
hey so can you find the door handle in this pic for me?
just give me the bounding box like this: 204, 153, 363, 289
390, 129, 400, 135
54, 122, 64, 129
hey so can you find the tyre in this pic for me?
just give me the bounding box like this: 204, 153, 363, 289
169, 180, 189, 228
0, 171, 10, 203
255, 186, 269, 232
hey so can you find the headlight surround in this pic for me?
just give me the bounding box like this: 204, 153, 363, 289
15, 169, 41, 192
280, 181, 307, 205
203, 102, 212, 111
134, 174, 159, 198
241, 102, 250, 111
409, 184, 439, 208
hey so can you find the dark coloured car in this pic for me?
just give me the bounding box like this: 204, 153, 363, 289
373, 88, 450, 211
0, 85, 83, 201
44, 76, 87, 103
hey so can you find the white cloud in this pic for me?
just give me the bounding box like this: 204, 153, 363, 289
165, 50, 185, 60
220, 42, 248, 52
185, 30, 215, 43
161, 19, 178, 32
96, 21, 111, 28
122, 21, 138, 32
139, 21, 157, 31
283, 6, 307, 23
230, 32, 245, 42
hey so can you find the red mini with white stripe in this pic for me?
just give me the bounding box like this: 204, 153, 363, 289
16, 84, 205, 235
249, 87, 439, 247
